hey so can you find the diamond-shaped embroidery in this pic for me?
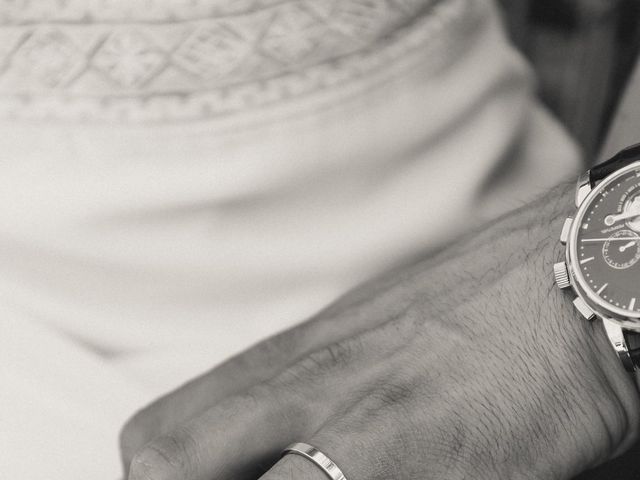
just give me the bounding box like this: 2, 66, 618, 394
12, 28, 86, 88
93, 30, 166, 88
260, 4, 323, 64
173, 23, 250, 80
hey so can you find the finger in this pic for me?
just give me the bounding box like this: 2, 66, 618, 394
263, 438, 351, 480
265, 454, 330, 480
260, 403, 458, 480
120, 310, 362, 471
259, 422, 387, 480
125, 336, 374, 480
126, 328, 389, 480
127, 319, 425, 480
126, 385, 308, 480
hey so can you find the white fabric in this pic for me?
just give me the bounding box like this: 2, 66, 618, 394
1, 1, 580, 478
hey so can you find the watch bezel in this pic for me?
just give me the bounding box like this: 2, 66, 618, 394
568, 160, 640, 328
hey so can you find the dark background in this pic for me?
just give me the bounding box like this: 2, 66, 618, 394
499, 2, 640, 477
499, 0, 640, 165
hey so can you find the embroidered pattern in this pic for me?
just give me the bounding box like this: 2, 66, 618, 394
0, 0, 291, 23
173, 23, 252, 80
11, 28, 86, 89
0, 0, 480, 122
260, 3, 324, 64
93, 30, 167, 88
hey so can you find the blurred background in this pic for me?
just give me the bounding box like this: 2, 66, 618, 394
498, 0, 640, 164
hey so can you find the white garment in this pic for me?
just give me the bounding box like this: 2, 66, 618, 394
1, 1, 580, 478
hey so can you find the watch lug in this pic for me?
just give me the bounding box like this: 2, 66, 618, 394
602, 318, 636, 372
560, 217, 573, 245
575, 171, 592, 207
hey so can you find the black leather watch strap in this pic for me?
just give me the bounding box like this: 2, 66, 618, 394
590, 143, 640, 186
625, 330, 640, 371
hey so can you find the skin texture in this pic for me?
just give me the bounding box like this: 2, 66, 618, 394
120, 182, 640, 480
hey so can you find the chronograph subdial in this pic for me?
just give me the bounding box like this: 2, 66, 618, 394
602, 230, 640, 270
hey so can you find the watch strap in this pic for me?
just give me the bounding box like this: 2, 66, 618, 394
625, 330, 640, 371
590, 143, 640, 186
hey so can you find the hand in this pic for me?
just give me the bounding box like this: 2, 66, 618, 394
605, 210, 640, 226
620, 241, 638, 253
582, 238, 640, 243
120, 184, 640, 480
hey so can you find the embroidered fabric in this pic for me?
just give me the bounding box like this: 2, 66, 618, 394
0, 0, 469, 122
0, 0, 423, 22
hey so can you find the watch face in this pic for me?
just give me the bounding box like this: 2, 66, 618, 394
572, 163, 640, 318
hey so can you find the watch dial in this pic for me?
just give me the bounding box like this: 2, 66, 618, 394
574, 165, 640, 315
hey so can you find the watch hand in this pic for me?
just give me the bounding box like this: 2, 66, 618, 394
604, 210, 640, 226
581, 237, 640, 243
619, 241, 638, 252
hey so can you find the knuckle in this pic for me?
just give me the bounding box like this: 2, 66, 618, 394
251, 329, 305, 365
128, 428, 197, 480
119, 412, 148, 453
368, 380, 417, 412
241, 381, 274, 409
267, 337, 363, 408
128, 447, 168, 480
246, 380, 312, 429
293, 337, 363, 378
355, 369, 422, 421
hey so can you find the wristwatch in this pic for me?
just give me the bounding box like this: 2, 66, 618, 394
555, 143, 640, 372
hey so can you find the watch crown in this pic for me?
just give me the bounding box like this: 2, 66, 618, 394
554, 262, 571, 289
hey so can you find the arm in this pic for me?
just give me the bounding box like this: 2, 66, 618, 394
120, 182, 639, 480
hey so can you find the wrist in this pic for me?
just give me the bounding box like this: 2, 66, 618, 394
411, 180, 639, 479
522, 182, 640, 475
